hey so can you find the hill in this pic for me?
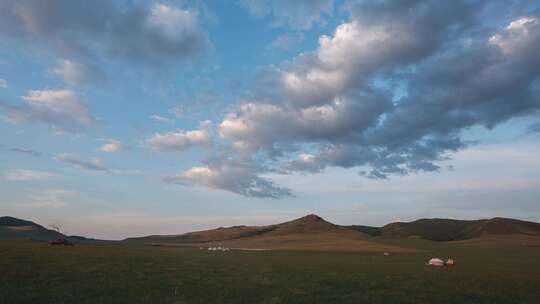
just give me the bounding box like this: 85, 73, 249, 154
126, 224, 275, 244
5, 214, 540, 248
128, 214, 411, 252
346, 225, 382, 236
379, 217, 540, 241
126, 215, 540, 250
0, 216, 63, 241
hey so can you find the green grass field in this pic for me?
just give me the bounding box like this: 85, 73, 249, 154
1, 239, 539, 304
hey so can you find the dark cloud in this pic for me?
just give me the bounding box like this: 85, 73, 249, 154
54, 154, 108, 171
367, 13, 540, 148
164, 158, 292, 199
208, 1, 540, 197
9, 147, 42, 157
219, 89, 392, 154
529, 122, 540, 134
0, 0, 210, 65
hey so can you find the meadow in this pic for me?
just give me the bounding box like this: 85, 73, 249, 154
1, 239, 539, 304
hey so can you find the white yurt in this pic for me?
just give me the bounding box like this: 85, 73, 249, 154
427, 258, 445, 266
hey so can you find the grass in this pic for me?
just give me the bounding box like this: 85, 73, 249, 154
1, 239, 539, 304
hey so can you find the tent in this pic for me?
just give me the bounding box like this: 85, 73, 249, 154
427, 258, 445, 266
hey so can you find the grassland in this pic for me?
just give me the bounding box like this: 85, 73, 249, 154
1, 237, 540, 304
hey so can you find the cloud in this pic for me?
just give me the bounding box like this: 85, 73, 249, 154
150, 115, 175, 124
163, 159, 292, 199
267, 33, 304, 51
219, 90, 392, 154
364, 13, 540, 148
210, 2, 540, 197
0, 78, 6, 88
17, 189, 77, 209
1, 89, 94, 131
240, 0, 334, 30
53, 60, 105, 85
97, 139, 126, 153
0, 1, 210, 65
1, 169, 57, 181
9, 147, 42, 157
146, 122, 212, 151
529, 122, 540, 134
280, 0, 479, 108
170, 106, 185, 118
54, 154, 108, 171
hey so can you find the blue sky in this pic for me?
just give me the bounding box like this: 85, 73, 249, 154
1, 0, 539, 239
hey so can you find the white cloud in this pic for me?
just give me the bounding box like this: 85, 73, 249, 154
150, 114, 175, 124
164, 159, 291, 198
0, 78, 7, 88
1, 169, 57, 181
53, 60, 105, 85
1, 89, 94, 131
97, 139, 126, 153
489, 16, 539, 55
146, 122, 212, 151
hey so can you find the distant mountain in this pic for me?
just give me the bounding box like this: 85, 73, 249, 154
350, 217, 540, 241
0, 216, 64, 241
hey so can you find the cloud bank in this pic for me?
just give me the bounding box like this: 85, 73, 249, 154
191, 1, 540, 197
0, 1, 210, 65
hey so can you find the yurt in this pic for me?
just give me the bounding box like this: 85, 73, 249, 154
427, 258, 445, 266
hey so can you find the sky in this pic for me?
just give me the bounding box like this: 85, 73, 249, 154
1, 0, 539, 240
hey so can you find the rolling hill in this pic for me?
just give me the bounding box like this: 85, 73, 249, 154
127, 214, 412, 252
4, 215, 540, 249
349, 217, 540, 241
0, 216, 63, 241
126, 215, 540, 250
